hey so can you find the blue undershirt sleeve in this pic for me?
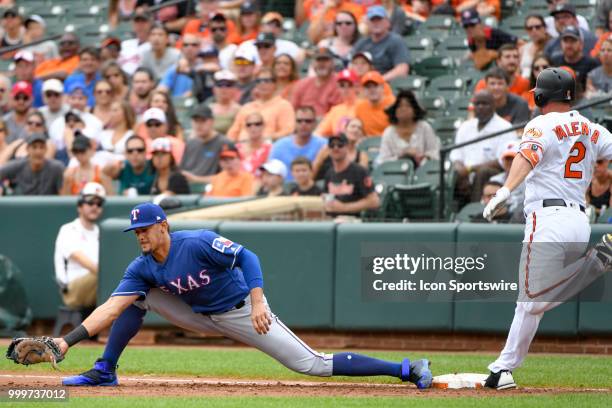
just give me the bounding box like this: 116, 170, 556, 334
235, 248, 264, 290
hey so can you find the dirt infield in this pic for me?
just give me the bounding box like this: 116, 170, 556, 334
1, 371, 611, 398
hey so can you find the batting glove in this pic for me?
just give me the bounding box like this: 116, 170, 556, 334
483, 186, 510, 222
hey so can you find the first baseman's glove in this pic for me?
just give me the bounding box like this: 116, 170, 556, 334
483, 186, 511, 222
6, 337, 64, 369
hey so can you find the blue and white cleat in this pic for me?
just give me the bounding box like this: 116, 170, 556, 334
401, 358, 432, 389
62, 358, 118, 386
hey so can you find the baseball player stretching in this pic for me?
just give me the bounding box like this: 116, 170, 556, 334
482, 67, 612, 390
52, 202, 432, 388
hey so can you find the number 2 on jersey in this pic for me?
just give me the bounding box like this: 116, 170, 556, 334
564, 142, 586, 179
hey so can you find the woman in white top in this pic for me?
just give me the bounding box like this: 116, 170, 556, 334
99, 101, 135, 156
519, 14, 552, 79
377, 89, 440, 167
91, 80, 114, 127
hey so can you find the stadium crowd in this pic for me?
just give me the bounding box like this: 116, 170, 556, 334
0, 0, 609, 222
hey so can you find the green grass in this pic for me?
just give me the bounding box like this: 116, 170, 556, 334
6, 395, 612, 408
1, 346, 611, 389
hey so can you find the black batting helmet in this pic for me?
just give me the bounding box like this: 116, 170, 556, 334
533, 67, 575, 108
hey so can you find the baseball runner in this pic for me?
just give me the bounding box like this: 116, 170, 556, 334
44, 203, 432, 388
482, 67, 612, 390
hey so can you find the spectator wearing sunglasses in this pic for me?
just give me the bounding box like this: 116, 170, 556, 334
254, 32, 277, 71
520, 14, 552, 78
210, 70, 241, 135
208, 13, 238, 70
35, 32, 81, 81
269, 106, 326, 182
323, 133, 380, 217
142, 107, 185, 164
4, 81, 33, 144
54, 182, 106, 309
236, 112, 272, 178
61, 134, 113, 196
103, 135, 155, 196
227, 68, 295, 142
39, 79, 69, 129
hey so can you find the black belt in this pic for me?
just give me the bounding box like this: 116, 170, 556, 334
542, 199, 585, 213
234, 299, 246, 310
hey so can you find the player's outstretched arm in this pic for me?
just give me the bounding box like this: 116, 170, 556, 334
54, 294, 139, 355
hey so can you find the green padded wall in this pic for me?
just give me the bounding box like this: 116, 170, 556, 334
454, 224, 579, 336
334, 223, 457, 331
0, 196, 203, 319
578, 224, 612, 334
218, 222, 336, 328
98, 219, 221, 325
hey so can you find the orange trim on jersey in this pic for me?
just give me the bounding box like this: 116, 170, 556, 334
524, 211, 581, 299
519, 148, 540, 168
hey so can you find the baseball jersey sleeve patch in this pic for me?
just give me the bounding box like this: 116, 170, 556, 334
519, 141, 543, 168
212, 237, 242, 254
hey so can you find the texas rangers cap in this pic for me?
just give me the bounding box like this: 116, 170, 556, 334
124, 202, 167, 232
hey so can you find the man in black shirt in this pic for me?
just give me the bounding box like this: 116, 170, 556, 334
484, 68, 530, 126
551, 26, 600, 93
323, 134, 379, 216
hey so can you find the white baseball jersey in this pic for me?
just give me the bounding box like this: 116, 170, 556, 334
519, 110, 612, 210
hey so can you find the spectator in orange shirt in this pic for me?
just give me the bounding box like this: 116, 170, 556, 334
316, 69, 360, 137
474, 44, 530, 96
591, 9, 612, 59
35, 33, 80, 80
181, 0, 237, 44
227, 68, 296, 142
355, 71, 395, 137
348, 51, 394, 100
291, 47, 342, 118
306, 0, 365, 44
206, 142, 254, 197
234, 2, 260, 45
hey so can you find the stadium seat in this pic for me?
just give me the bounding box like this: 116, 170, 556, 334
445, 97, 472, 120
420, 95, 447, 119
411, 56, 456, 80
416, 14, 457, 34
389, 75, 428, 95
371, 159, 415, 186
431, 116, 464, 146
434, 35, 469, 66
403, 35, 436, 64
454, 202, 485, 223
426, 74, 468, 100
357, 137, 382, 169
378, 182, 436, 221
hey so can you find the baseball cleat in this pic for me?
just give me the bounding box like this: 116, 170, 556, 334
62, 358, 118, 386
594, 234, 612, 270
401, 358, 432, 389
484, 370, 516, 390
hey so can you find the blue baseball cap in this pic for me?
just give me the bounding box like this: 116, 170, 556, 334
123, 202, 167, 232
367, 5, 387, 20
66, 80, 87, 95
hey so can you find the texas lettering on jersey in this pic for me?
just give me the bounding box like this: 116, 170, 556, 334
159, 270, 211, 295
